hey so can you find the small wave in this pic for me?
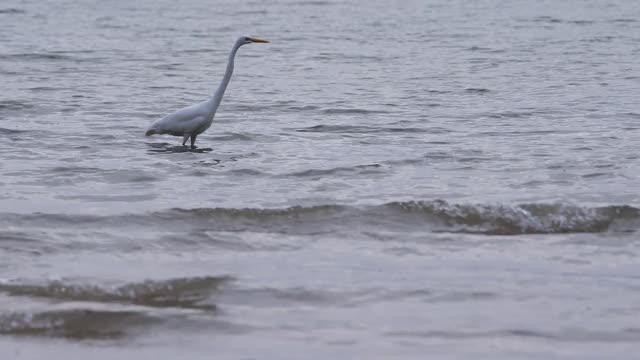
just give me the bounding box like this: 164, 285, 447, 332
234, 9, 268, 15
3, 201, 638, 236
582, 172, 611, 179
384, 153, 452, 166
570, 20, 595, 25
210, 132, 254, 141
0, 309, 159, 339
283, 163, 383, 177
0, 127, 29, 135
27, 86, 60, 91
0, 53, 73, 61
227, 104, 268, 112
465, 88, 490, 94
50, 166, 103, 174
322, 108, 389, 115
290, 0, 333, 5
0, 53, 103, 63
484, 111, 534, 119
0, 8, 25, 14
387, 328, 640, 342
425, 89, 451, 94
284, 105, 319, 112
177, 204, 345, 220
468, 47, 504, 53
0, 100, 33, 111
0, 276, 227, 310
478, 129, 559, 137
57, 194, 157, 202
219, 286, 359, 307
528, 18, 595, 26
226, 168, 266, 176
531, 16, 564, 24
388, 201, 639, 235
150, 64, 180, 71
178, 201, 639, 235
296, 125, 429, 134
611, 18, 637, 23
582, 36, 616, 43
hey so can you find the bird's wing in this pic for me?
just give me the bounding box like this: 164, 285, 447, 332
147, 101, 209, 135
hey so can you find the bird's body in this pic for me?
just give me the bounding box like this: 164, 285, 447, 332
145, 36, 269, 148
145, 100, 213, 146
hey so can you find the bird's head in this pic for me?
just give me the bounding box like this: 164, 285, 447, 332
238, 35, 270, 46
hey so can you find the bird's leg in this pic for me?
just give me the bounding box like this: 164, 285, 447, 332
190, 134, 198, 149
182, 133, 190, 146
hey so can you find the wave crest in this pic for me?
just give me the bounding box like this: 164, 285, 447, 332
0, 276, 228, 310
2, 201, 637, 236
172, 201, 639, 235
389, 200, 639, 234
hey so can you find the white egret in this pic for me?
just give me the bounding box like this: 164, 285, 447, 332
145, 36, 269, 148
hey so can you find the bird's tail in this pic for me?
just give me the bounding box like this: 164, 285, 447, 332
145, 129, 156, 136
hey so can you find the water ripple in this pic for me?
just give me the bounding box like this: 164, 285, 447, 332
0, 276, 227, 311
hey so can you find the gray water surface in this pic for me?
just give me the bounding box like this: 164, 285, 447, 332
1, 0, 640, 359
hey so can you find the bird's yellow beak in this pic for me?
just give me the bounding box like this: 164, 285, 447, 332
247, 37, 269, 43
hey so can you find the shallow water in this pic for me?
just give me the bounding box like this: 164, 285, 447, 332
1, 0, 640, 358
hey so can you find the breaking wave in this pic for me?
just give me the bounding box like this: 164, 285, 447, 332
386, 200, 640, 235
170, 201, 639, 235
1, 201, 638, 236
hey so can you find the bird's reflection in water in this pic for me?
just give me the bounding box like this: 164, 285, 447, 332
147, 142, 213, 154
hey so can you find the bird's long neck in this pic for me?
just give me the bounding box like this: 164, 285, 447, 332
210, 42, 241, 113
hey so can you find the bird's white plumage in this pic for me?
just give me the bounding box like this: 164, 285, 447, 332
145, 36, 269, 148
146, 101, 212, 136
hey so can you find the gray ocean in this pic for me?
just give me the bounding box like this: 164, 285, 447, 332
1, 0, 640, 358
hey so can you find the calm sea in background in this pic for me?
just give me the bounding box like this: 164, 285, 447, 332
1, 0, 640, 358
